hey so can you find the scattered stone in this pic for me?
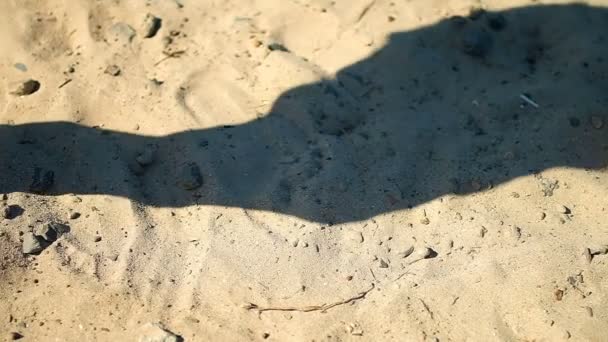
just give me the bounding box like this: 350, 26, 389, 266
94, 236, 102, 242
262, 333, 270, 339
462, 27, 493, 57
141, 14, 162, 38
347, 231, 364, 243
34, 222, 69, 243
399, 246, 415, 258
420, 217, 430, 225
557, 205, 571, 214
562, 330, 571, 339
70, 212, 81, 220
590, 116, 604, 129
105, 65, 121, 76
8, 332, 23, 340
22, 233, 47, 254
379, 259, 389, 268
538, 212, 546, 221
584, 306, 594, 317
9, 79, 40, 96
291, 239, 299, 247
29, 167, 54, 194
177, 162, 203, 190
139, 322, 181, 342
302, 241, 309, 248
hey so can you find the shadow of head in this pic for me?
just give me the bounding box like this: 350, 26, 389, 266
1, 4, 607, 224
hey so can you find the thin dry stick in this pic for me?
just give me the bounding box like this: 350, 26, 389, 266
244, 283, 375, 314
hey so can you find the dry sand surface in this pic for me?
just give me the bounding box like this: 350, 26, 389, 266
1, 0, 608, 340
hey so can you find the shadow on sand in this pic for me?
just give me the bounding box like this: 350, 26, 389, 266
1, 4, 607, 224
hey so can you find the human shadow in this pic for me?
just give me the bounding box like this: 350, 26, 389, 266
1, 4, 607, 224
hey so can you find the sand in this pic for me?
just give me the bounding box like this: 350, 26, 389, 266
1, 0, 608, 340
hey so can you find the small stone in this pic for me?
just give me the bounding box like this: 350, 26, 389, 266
399, 246, 415, 258
416, 247, 438, 260
557, 205, 571, 214
379, 259, 389, 268
584, 306, 593, 317
177, 162, 203, 190
590, 116, 604, 129
8, 332, 23, 340
554, 288, 564, 301
94, 236, 102, 242
9, 79, 40, 96
590, 246, 608, 255
420, 217, 430, 225
105, 65, 121, 76
268, 43, 289, 52
109, 22, 136, 43
291, 239, 299, 247
347, 231, 364, 243
479, 226, 488, 238
538, 212, 546, 220
512, 226, 521, 240
141, 14, 162, 38
346, 275, 353, 281
302, 241, 309, 248
462, 27, 493, 57
138, 322, 181, 342
569, 117, 581, 127
29, 167, 54, 194
22, 233, 47, 254
70, 212, 81, 220
262, 333, 270, 339
562, 330, 571, 339
136, 147, 156, 166
583, 248, 593, 264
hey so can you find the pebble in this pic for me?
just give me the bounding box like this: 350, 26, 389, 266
139, 322, 180, 342
29, 167, 54, 194
141, 14, 162, 38
379, 259, 389, 268
22, 233, 47, 254
538, 212, 546, 221
291, 239, 299, 247
34, 222, 69, 243
177, 162, 203, 190
9, 79, 40, 96
590, 116, 604, 129
70, 212, 81, 220
584, 306, 593, 317
420, 217, 430, 225
347, 231, 364, 243
557, 205, 571, 214
554, 288, 564, 301
105, 65, 121, 76
94, 236, 102, 242
462, 27, 493, 57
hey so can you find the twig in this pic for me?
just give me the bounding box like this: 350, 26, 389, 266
58, 79, 72, 89
154, 50, 187, 66
244, 283, 375, 314
519, 93, 539, 108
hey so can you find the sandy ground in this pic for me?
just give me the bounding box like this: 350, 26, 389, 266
1, 0, 608, 341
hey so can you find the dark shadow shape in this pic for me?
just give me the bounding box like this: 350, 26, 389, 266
1, 4, 607, 224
